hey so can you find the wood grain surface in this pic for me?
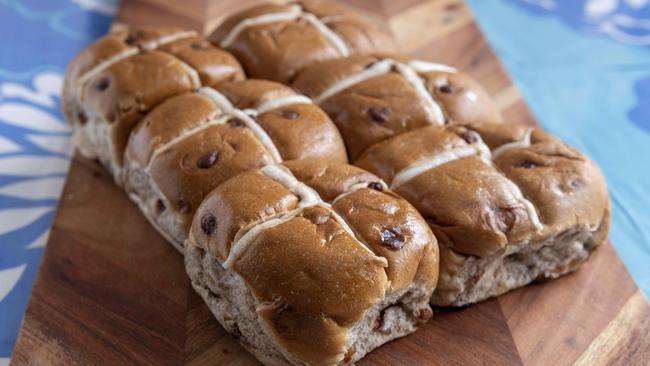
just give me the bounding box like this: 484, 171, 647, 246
11, 1, 650, 365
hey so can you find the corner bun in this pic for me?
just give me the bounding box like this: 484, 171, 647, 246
355, 122, 610, 306
292, 54, 502, 160
63, 26, 245, 183
209, 0, 394, 83
186, 159, 438, 365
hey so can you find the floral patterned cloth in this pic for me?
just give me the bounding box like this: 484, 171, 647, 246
0, 0, 115, 363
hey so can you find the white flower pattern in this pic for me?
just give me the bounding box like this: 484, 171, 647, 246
0, 72, 69, 310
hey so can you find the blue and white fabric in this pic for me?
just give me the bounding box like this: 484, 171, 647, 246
0, 0, 116, 364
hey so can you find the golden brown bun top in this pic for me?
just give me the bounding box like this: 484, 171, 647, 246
63, 26, 245, 165
355, 123, 610, 258
292, 54, 503, 160
125, 79, 348, 235
188, 158, 438, 364
209, 0, 395, 83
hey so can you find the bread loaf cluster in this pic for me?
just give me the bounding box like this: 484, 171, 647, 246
291, 55, 610, 306
63, 1, 611, 364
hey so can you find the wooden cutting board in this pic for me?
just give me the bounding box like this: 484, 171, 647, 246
11, 1, 650, 365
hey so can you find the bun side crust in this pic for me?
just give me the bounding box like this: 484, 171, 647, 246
355, 123, 610, 306
186, 159, 438, 365
435, 203, 611, 306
